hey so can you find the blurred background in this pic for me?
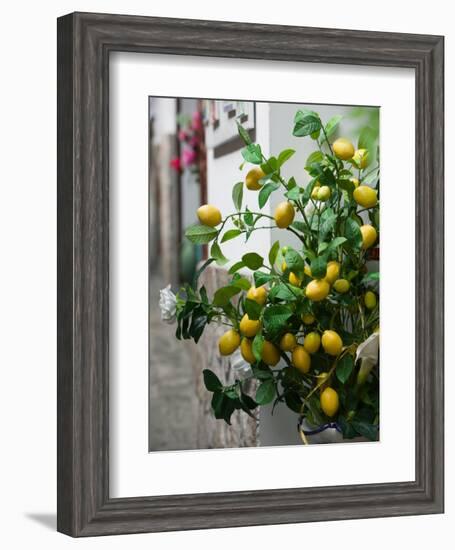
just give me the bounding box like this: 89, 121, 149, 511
148, 96, 379, 451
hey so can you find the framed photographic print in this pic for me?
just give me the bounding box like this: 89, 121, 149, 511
57, 12, 444, 536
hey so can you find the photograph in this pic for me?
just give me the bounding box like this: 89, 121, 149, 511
150, 97, 380, 451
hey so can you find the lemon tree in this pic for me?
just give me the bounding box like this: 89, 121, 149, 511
173, 109, 380, 440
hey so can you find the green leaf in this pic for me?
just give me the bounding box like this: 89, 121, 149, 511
305, 150, 324, 169
242, 252, 264, 270
211, 391, 225, 416
185, 224, 218, 244
212, 286, 241, 307
263, 304, 293, 333
363, 271, 380, 282
229, 261, 244, 274
336, 354, 354, 384
232, 181, 244, 211
319, 208, 336, 240
241, 143, 262, 165
268, 240, 280, 267
254, 271, 273, 287
284, 391, 303, 413
268, 283, 300, 301
277, 148, 296, 167
258, 182, 280, 208
237, 121, 252, 145
255, 379, 276, 405
310, 256, 328, 279
351, 420, 378, 441
284, 249, 305, 272
221, 229, 242, 243
285, 186, 301, 201
324, 115, 343, 138
344, 218, 363, 250
243, 208, 254, 226
293, 112, 322, 138
244, 298, 262, 320
358, 126, 378, 152
252, 333, 265, 362
231, 276, 251, 291
326, 236, 347, 256
210, 242, 228, 266
203, 369, 222, 392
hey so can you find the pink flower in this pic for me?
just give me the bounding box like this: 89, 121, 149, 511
178, 130, 188, 142
170, 157, 182, 172
191, 111, 202, 130
189, 135, 199, 147
182, 148, 197, 167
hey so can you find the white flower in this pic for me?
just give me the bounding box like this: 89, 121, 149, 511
356, 331, 379, 384
159, 285, 177, 324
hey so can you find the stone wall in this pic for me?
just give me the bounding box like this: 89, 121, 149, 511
190, 265, 259, 448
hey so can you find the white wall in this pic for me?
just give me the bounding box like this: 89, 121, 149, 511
0, 1, 452, 549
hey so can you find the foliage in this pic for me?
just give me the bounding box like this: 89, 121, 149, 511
176, 108, 380, 441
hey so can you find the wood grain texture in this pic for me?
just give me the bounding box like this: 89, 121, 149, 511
57, 12, 444, 536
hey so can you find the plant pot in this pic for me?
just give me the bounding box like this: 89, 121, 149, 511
298, 417, 368, 445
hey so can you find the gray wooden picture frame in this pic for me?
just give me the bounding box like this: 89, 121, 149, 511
57, 12, 444, 537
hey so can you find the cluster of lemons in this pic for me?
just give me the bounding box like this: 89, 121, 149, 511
195, 135, 379, 419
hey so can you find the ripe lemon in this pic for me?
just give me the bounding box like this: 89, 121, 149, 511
350, 177, 360, 188
262, 341, 281, 366
197, 204, 222, 227
303, 332, 321, 354
353, 148, 370, 169
321, 330, 343, 356
218, 329, 241, 356
304, 265, 312, 277
240, 314, 261, 338
360, 224, 377, 250
245, 167, 265, 191
317, 186, 331, 201
324, 261, 340, 284
333, 278, 350, 293
353, 185, 378, 208
320, 387, 340, 417
246, 286, 267, 305
281, 260, 288, 272
280, 332, 297, 352
289, 272, 302, 287
302, 313, 315, 325
240, 338, 256, 364
292, 345, 311, 374
311, 186, 320, 200
274, 202, 295, 229
333, 137, 355, 160
306, 279, 330, 302
364, 290, 377, 310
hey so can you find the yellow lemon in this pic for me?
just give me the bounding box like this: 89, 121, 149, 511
317, 186, 331, 201
320, 387, 340, 417
321, 330, 343, 356
240, 338, 256, 364
364, 290, 377, 310
353, 186, 378, 208
292, 345, 311, 374
197, 204, 222, 227
289, 272, 302, 287
311, 185, 320, 200
353, 148, 370, 169
333, 278, 350, 293
306, 279, 330, 302
245, 167, 265, 191
262, 341, 281, 367
280, 332, 297, 352
246, 286, 267, 305
304, 265, 312, 278
303, 332, 321, 354
218, 329, 241, 356
302, 313, 315, 325
281, 260, 288, 272
274, 202, 295, 229
324, 261, 341, 284
333, 137, 355, 160
360, 224, 377, 250
350, 177, 360, 188
239, 314, 261, 338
